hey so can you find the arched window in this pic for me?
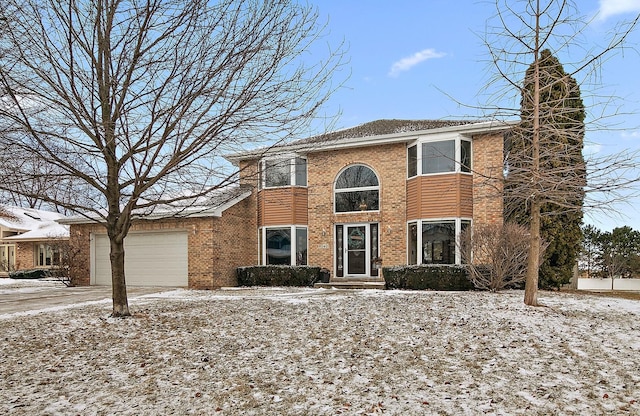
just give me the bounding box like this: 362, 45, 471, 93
334, 165, 380, 212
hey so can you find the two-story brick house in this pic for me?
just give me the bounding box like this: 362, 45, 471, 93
226, 119, 508, 285
65, 119, 509, 288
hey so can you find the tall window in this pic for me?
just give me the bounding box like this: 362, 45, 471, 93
35, 244, 61, 267
407, 145, 418, 177
407, 219, 471, 265
261, 157, 307, 188
334, 165, 380, 213
407, 138, 472, 177
262, 226, 307, 266
0, 244, 16, 272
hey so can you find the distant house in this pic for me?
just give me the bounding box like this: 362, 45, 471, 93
65, 119, 509, 288
0, 205, 70, 276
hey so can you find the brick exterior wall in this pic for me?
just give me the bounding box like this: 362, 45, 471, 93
471, 132, 505, 227
14, 242, 35, 271
67, 130, 505, 289
306, 143, 407, 278
69, 195, 255, 289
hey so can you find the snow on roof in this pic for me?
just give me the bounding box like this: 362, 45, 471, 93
58, 185, 252, 225
0, 205, 70, 241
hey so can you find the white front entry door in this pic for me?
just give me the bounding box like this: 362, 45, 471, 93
345, 224, 369, 276
335, 223, 379, 278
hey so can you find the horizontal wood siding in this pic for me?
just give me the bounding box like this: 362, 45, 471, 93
406, 174, 473, 220
293, 187, 309, 225
258, 187, 308, 226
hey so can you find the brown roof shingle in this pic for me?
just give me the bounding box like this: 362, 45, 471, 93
296, 119, 475, 145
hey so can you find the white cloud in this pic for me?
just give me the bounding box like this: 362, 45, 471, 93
598, 0, 640, 20
583, 143, 603, 155
621, 130, 640, 139
388, 48, 446, 77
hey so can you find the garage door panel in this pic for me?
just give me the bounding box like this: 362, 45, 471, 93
93, 231, 188, 286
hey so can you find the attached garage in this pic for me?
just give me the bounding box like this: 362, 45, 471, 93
92, 231, 188, 286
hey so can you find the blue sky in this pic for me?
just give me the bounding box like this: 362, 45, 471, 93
313, 0, 640, 231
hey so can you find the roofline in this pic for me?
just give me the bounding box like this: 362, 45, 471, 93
58, 190, 252, 225
2, 235, 69, 243
225, 120, 517, 164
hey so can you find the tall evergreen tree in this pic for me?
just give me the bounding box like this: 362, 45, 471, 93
505, 49, 586, 289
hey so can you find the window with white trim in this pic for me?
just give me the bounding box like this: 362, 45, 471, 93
0, 244, 16, 272
260, 226, 307, 266
407, 138, 472, 177
260, 157, 307, 189
334, 165, 380, 213
407, 219, 471, 265
35, 243, 61, 267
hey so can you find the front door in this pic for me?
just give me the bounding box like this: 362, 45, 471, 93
346, 225, 368, 276
335, 223, 379, 278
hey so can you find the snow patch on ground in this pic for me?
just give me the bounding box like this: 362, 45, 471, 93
1, 288, 640, 415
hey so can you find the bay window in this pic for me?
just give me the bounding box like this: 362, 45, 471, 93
260, 157, 307, 188
407, 219, 471, 265
261, 226, 307, 266
407, 137, 472, 177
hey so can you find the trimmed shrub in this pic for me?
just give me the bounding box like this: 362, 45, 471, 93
237, 265, 325, 287
9, 269, 50, 279
383, 265, 475, 291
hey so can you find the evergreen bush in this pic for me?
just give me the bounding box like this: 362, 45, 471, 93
383, 265, 474, 291
236, 265, 325, 287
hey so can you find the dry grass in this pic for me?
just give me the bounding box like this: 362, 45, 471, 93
1, 288, 640, 415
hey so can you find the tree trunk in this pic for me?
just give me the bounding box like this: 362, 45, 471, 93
109, 237, 130, 317
524, 200, 541, 306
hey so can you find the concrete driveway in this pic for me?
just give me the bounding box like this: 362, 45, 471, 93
0, 279, 176, 316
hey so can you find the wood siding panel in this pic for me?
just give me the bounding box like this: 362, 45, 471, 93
406, 178, 420, 220
258, 187, 308, 226
293, 187, 309, 224
406, 174, 474, 220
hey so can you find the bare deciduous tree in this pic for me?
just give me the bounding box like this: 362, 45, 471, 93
483, 0, 640, 305
0, 0, 344, 316
460, 222, 543, 292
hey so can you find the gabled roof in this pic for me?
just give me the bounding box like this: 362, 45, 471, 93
0, 205, 70, 241
225, 118, 515, 163
58, 186, 252, 225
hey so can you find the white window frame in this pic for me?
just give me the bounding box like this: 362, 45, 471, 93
334, 164, 380, 214
260, 155, 307, 189
0, 244, 16, 272
407, 218, 472, 265
407, 135, 473, 178
259, 225, 308, 266
35, 243, 61, 268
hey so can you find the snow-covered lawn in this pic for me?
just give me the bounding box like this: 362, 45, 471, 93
1, 286, 640, 415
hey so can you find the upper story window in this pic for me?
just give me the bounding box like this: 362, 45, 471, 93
260, 157, 307, 188
408, 138, 472, 178
334, 164, 380, 213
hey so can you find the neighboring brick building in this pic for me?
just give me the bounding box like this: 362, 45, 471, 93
64, 119, 510, 288
0, 205, 70, 276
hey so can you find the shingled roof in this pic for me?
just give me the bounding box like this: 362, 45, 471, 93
295, 119, 476, 145
224, 118, 510, 163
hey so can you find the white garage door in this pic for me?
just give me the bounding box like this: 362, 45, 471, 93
93, 231, 188, 286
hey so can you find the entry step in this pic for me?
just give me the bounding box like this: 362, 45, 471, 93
314, 281, 386, 290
